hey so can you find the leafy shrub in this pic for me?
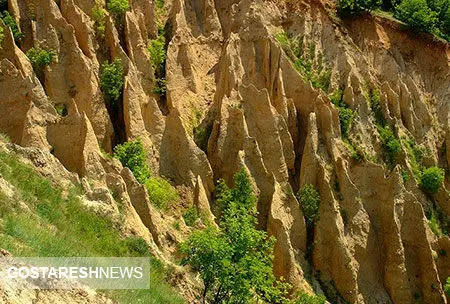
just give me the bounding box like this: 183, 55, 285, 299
181, 169, 290, 303
295, 292, 326, 304
420, 166, 445, 193
0, 26, 3, 47
1, 11, 23, 42
394, 0, 438, 32
100, 59, 124, 106
337, 0, 381, 17
26, 47, 56, 78
194, 123, 213, 153
182, 207, 199, 226
445, 277, 450, 296
428, 212, 443, 236
152, 78, 167, 97
113, 139, 151, 184
297, 184, 321, 225
91, 5, 106, 39
106, 0, 129, 16
148, 35, 166, 75
378, 126, 401, 165
126, 236, 149, 256
330, 90, 357, 139
144, 176, 179, 209
369, 88, 386, 126
275, 31, 290, 47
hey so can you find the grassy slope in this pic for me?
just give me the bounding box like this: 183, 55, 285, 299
0, 151, 185, 304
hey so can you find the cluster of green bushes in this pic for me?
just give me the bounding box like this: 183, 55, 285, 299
445, 277, 450, 297
25, 47, 56, 79
276, 32, 332, 92
181, 169, 296, 303
367, 88, 402, 166
337, 0, 450, 41
148, 26, 167, 97
420, 166, 445, 193
401, 136, 444, 193
1, 11, 23, 42
113, 139, 151, 183
91, 4, 106, 39
330, 90, 357, 139
99, 58, 124, 107
297, 184, 321, 225
0, 151, 184, 304
114, 139, 179, 209
106, 0, 129, 18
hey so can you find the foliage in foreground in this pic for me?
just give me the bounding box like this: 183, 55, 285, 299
100, 59, 124, 107
181, 169, 291, 303
0, 151, 184, 304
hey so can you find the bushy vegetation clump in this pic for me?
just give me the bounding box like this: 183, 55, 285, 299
337, 0, 381, 17
295, 292, 326, 304
1, 11, 23, 42
114, 139, 151, 184
106, 0, 129, 17
91, 5, 106, 39
26, 47, 56, 78
378, 126, 401, 165
144, 176, 179, 209
336, 0, 450, 41
100, 59, 124, 106
445, 277, 450, 297
394, 0, 438, 32
330, 90, 357, 139
297, 184, 321, 225
0, 26, 4, 47
148, 35, 166, 75
181, 169, 292, 303
276, 32, 332, 92
114, 139, 179, 209
420, 166, 445, 193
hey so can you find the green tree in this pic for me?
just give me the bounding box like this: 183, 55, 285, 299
148, 35, 166, 75
181, 169, 290, 304
26, 47, 56, 79
394, 0, 438, 33
100, 59, 124, 106
297, 184, 321, 225
113, 139, 151, 184
1, 11, 23, 42
330, 90, 357, 139
106, 0, 129, 17
420, 166, 445, 193
91, 5, 106, 39
337, 0, 381, 17
378, 126, 401, 165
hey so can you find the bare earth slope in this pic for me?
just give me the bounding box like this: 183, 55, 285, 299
0, 0, 450, 303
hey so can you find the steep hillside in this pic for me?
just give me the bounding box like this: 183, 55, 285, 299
0, 0, 449, 303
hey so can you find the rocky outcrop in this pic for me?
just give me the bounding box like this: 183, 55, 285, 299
1, 0, 449, 302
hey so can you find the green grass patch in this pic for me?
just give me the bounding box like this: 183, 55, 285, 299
0, 151, 184, 303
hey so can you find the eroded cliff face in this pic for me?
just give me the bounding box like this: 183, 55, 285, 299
0, 0, 449, 302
